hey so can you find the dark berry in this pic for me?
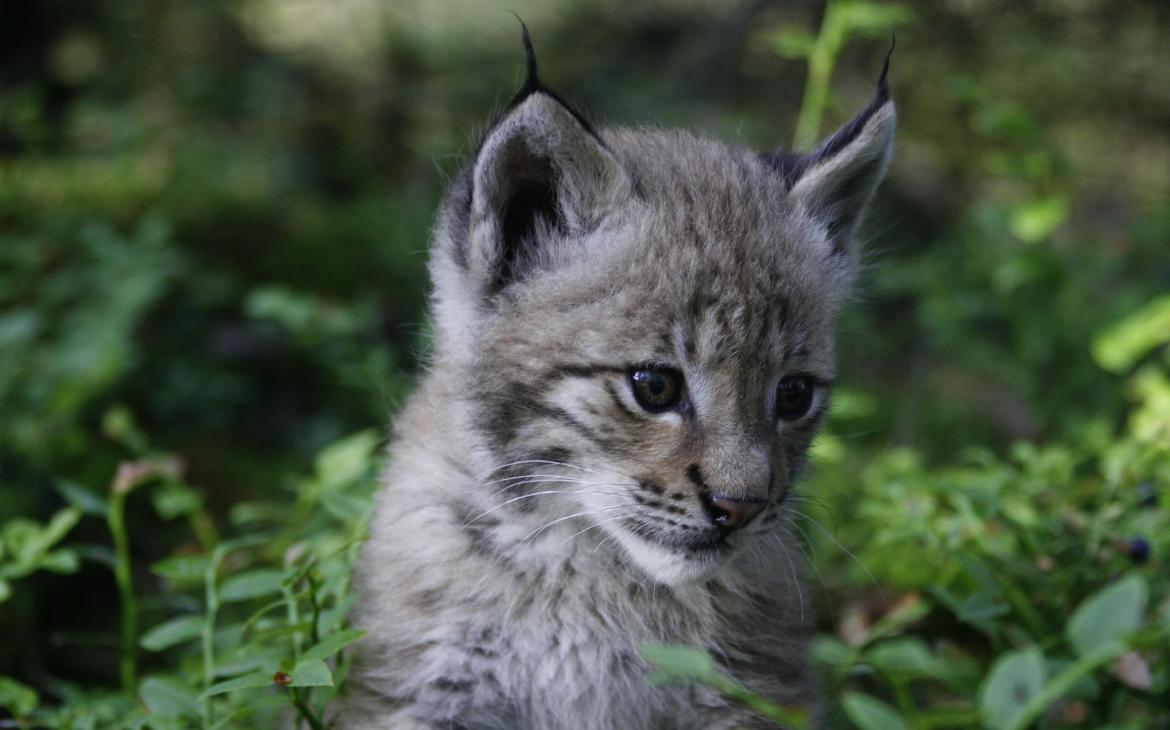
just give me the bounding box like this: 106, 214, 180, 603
1128, 537, 1151, 565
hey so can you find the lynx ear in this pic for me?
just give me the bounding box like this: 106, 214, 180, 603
766, 57, 896, 255
468, 91, 629, 294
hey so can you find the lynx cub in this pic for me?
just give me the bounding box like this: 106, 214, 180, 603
345, 30, 894, 729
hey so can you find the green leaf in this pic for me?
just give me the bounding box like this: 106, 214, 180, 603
314, 430, 379, 489
288, 659, 333, 687
841, 2, 913, 36
139, 676, 199, 718
1067, 574, 1148, 657
812, 636, 856, 668
56, 479, 110, 517
37, 548, 80, 574
1092, 295, 1170, 374
140, 615, 204, 651
300, 628, 366, 663
0, 579, 10, 603
198, 670, 274, 701
151, 481, 201, 520
152, 555, 210, 588
841, 692, 906, 730
219, 569, 285, 602
638, 644, 719, 684
0, 676, 39, 717
1009, 195, 1068, 243
41, 507, 82, 548
770, 27, 816, 59
979, 647, 1046, 729
865, 638, 935, 676
210, 707, 255, 730
321, 492, 372, 522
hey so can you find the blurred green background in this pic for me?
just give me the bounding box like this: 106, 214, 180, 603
2, 0, 1169, 726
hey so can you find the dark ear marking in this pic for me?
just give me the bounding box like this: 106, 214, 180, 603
761, 38, 895, 186
511, 14, 541, 102
877, 33, 894, 101
810, 36, 894, 159
504, 16, 601, 141
759, 150, 808, 188
495, 150, 561, 292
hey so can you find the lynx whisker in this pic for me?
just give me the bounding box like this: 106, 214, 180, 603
465, 487, 629, 525
790, 507, 886, 604
559, 513, 633, 547
520, 505, 629, 543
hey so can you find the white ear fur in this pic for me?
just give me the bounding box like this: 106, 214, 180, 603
467, 93, 631, 293
789, 101, 895, 254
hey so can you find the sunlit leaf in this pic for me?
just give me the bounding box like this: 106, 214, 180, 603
56, 479, 110, 517
979, 647, 1046, 729
1009, 196, 1068, 243
38, 548, 80, 574
139, 676, 199, 718
289, 659, 333, 687
141, 615, 204, 652
812, 636, 856, 668
219, 569, 285, 603
40, 508, 82, 554
771, 27, 816, 59
638, 644, 719, 684
842, 692, 906, 730
198, 670, 274, 701
1067, 575, 1147, 657
1092, 295, 1170, 374
300, 628, 366, 664
842, 2, 913, 36
314, 430, 380, 490
865, 638, 935, 676
0, 676, 38, 717
151, 482, 201, 520
152, 556, 210, 589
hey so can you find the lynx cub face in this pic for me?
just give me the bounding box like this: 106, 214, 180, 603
347, 30, 894, 728
431, 52, 894, 586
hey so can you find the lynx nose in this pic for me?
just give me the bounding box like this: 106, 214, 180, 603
702, 494, 766, 531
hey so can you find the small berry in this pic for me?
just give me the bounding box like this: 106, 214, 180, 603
1128, 537, 1151, 565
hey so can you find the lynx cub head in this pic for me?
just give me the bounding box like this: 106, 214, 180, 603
428, 32, 894, 585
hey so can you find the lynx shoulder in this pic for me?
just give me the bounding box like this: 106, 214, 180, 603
344, 29, 895, 730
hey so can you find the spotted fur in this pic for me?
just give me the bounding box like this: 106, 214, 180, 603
344, 36, 894, 729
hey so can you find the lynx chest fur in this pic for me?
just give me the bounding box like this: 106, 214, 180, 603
345, 33, 895, 730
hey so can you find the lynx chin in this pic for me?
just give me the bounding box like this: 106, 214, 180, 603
344, 28, 895, 730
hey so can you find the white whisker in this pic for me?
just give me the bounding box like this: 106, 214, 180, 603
520, 505, 628, 543
790, 507, 885, 604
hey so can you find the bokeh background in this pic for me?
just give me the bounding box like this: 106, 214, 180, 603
2, 1, 1168, 727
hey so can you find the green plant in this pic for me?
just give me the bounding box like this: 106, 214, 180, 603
8, 421, 382, 729
768, 0, 911, 149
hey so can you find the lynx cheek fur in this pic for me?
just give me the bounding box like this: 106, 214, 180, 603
344, 31, 894, 729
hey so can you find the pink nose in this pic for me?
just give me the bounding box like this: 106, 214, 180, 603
702, 494, 767, 530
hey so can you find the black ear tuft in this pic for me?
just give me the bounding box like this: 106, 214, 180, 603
876, 33, 894, 103
762, 40, 895, 185
511, 14, 541, 103
503, 18, 599, 138
761, 41, 896, 256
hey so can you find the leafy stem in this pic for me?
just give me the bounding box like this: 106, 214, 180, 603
107, 489, 137, 696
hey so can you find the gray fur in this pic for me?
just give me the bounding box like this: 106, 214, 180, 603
344, 70, 894, 729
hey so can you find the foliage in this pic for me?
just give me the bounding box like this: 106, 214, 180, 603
2, 1, 1169, 729
1, 423, 378, 728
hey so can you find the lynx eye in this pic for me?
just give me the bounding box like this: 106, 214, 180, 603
629, 368, 682, 413
775, 375, 815, 420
